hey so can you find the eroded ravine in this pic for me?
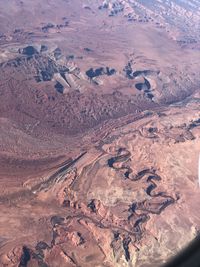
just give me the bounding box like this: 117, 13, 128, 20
25, 146, 176, 266
2, 102, 200, 267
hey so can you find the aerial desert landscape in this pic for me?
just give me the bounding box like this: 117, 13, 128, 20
0, 0, 200, 266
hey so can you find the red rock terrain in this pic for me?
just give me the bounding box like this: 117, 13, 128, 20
0, 1, 200, 266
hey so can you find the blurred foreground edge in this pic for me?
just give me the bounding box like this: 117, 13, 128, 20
162, 235, 200, 267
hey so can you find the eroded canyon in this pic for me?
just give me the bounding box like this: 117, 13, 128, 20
0, 1, 200, 266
